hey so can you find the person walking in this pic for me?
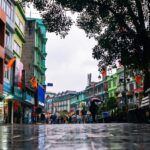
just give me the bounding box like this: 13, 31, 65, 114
89, 97, 99, 123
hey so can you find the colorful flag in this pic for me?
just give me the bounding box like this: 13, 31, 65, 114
135, 74, 142, 85
101, 67, 107, 77
6, 57, 16, 70
30, 76, 38, 89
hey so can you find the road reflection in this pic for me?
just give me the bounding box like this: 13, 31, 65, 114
0, 124, 150, 150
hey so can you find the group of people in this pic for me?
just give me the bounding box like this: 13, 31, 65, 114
29, 96, 100, 124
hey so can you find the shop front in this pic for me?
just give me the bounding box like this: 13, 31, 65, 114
4, 86, 23, 124
23, 93, 34, 124
2, 80, 13, 123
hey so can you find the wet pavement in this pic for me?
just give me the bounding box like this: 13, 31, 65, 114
0, 123, 150, 150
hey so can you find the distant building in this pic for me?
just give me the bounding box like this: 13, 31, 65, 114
52, 91, 77, 113
45, 92, 56, 113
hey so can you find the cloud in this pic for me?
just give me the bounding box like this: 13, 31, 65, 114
46, 25, 99, 93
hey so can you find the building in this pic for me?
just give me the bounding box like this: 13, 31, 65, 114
107, 73, 118, 98
1, 0, 16, 124
70, 91, 86, 113
22, 18, 47, 111
0, 0, 6, 123
52, 91, 77, 113
45, 92, 56, 113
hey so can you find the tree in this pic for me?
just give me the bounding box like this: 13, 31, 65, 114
107, 97, 117, 110
24, 0, 150, 93
54, 0, 150, 93
23, 0, 73, 38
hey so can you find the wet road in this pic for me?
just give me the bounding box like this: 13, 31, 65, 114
0, 123, 150, 150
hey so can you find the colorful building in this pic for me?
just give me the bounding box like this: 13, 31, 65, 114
0, 0, 6, 123
1, 0, 16, 124
107, 73, 118, 98
22, 18, 47, 110
52, 91, 77, 113
0, 0, 26, 124
70, 91, 86, 112
45, 92, 56, 113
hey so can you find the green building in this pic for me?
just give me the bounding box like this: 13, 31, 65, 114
22, 18, 47, 87
107, 73, 118, 98
70, 91, 86, 111
22, 18, 47, 108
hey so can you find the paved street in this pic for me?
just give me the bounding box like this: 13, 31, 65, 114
0, 123, 150, 150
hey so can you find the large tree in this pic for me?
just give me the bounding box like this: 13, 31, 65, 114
27, 0, 150, 92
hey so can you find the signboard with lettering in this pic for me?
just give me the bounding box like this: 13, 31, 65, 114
14, 86, 22, 100
25, 93, 34, 104
37, 85, 45, 106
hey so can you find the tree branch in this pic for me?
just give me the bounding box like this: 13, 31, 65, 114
135, 0, 145, 30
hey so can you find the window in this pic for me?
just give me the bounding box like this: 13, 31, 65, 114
14, 41, 21, 56
1, 0, 6, 12
15, 14, 20, 26
4, 64, 10, 81
15, 14, 24, 34
6, 1, 11, 18
5, 31, 12, 50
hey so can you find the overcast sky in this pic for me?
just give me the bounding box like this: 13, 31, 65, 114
46, 25, 99, 93
26, 6, 100, 93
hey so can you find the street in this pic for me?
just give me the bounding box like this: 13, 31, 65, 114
0, 124, 150, 150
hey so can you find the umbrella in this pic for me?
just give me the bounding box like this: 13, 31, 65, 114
133, 88, 143, 93
91, 97, 101, 102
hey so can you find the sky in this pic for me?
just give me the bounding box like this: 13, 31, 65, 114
26, 5, 100, 93
46, 26, 99, 93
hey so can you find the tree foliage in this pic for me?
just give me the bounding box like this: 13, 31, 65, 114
24, 0, 150, 91
55, 0, 150, 92
23, 0, 73, 38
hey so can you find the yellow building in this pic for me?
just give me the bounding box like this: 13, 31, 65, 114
13, 0, 26, 58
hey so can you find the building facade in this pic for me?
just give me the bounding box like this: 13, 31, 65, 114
70, 91, 86, 112
1, 0, 15, 124
0, 0, 26, 124
52, 91, 77, 113
45, 92, 56, 113
0, 0, 6, 123
22, 18, 47, 110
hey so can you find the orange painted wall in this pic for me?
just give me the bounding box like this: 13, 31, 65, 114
0, 6, 6, 95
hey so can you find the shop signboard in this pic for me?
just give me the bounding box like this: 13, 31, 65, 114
25, 93, 34, 104
37, 85, 45, 106
15, 59, 23, 89
3, 80, 12, 93
14, 86, 22, 100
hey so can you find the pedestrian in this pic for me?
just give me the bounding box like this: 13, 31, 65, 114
89, 97, 99, 123
41, 113, 45, 123
81, 104, 86, 123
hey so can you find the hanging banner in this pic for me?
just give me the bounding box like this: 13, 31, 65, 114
37, 85, 45, 106
15, 59, 23, 89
